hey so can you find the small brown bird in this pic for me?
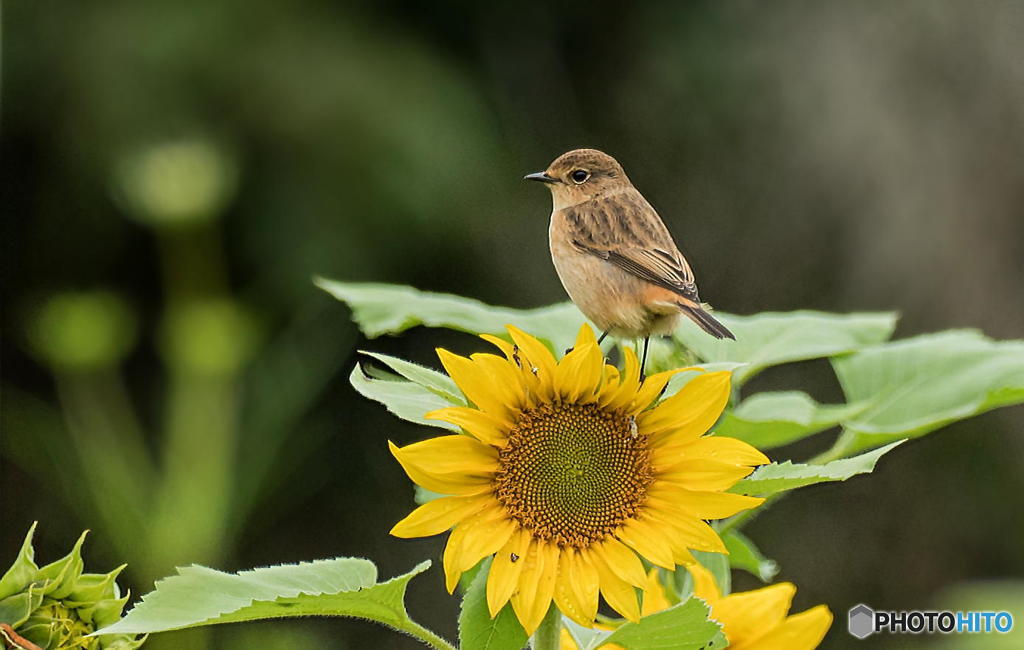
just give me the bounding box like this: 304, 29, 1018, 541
526, 148, 734, 374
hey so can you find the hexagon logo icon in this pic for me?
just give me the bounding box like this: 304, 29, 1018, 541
848, 604, 875, 639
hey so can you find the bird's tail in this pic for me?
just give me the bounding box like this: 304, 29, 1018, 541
676, 301, 736, 340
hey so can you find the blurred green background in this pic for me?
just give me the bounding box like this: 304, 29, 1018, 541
2, 1, 1022, 648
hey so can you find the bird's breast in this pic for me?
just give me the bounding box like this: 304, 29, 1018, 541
549, 211, 654, 336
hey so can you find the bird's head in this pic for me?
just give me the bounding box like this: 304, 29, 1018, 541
525, 148, 630, 209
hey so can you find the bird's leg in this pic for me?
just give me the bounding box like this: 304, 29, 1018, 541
639, 336, 650, 380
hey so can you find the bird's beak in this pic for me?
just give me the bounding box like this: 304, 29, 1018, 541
524, 171, 558, 184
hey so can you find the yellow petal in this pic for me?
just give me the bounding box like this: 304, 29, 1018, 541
599, 365, 621, 398
390, 493, 496, 538
643, 508, 727, 554
626, 367, 689, 414
573, 323, 599, 349
487, 527, 531, 616
481, 333, 549, 402
602, 347, 641, 411
472, 352, 529, 411
686, 563, 722, 604
391, 435, 497, 473
646, 489, 764, 520
511, 541, 558, 635
615, 518, 677, 569
555, 342, 602, 402
653, 435, 770, 472
640, 569, 672, 616
554, 548, 593, 627
480, 333, 515, 359
389, 440, 494, 495
657, 459, 756, 492
531, 543, 560, 632
568, 548, 600, 624
425, 407, 507, 446
670, 543, 698, 567
437, 349, 514, 423
591, 537, 647, 588
442, 508, 516, 593
638, 371, 731, 438
714, 582, 796, 643
745, 605, 833, 650
506, 325, 557, 397
589, 548, 640, 622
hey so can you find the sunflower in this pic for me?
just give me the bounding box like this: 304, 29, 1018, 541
559, 567, 833, 650
388, 324, 769, 634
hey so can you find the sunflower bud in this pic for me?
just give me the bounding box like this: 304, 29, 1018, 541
0, 524, 143, 650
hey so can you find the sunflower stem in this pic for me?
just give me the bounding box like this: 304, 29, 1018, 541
531, 604, 562, 650
807, 429, 858, 464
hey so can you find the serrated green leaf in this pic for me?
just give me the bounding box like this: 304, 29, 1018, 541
95, 558, 444, 647
732, 440, 904, 497
722, 531, 778, 583
360, 351, 465, 405
458, 558, 527, 650
596, 598, 725, 650
350, 364, 460, 431
716, 391, 868, 449
675, 310, 897, 384
316, 279, 588, 352
832, 331, 1024, 453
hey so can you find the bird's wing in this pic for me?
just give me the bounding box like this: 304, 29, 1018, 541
565, 190, 701, 302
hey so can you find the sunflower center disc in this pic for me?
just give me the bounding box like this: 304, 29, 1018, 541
494, 403, 653, 547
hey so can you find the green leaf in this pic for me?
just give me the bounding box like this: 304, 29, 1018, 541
596, 598, 725, 650
732, 440, 905, 497
722, 530, 779, 582
94, 558, 450, 649
564, 618, 612, 650
715, 391, 868, 449
361, 351, 465, 405
316, 279, 587, 351
674, 311, 897, 384
349, 364, 459, 431
458, 558, 527, 650
832, 331, 1024, 453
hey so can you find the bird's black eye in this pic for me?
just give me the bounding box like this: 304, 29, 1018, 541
570, 169, 590, 184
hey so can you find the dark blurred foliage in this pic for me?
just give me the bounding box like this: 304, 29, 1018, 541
2, 1, 1022, 648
